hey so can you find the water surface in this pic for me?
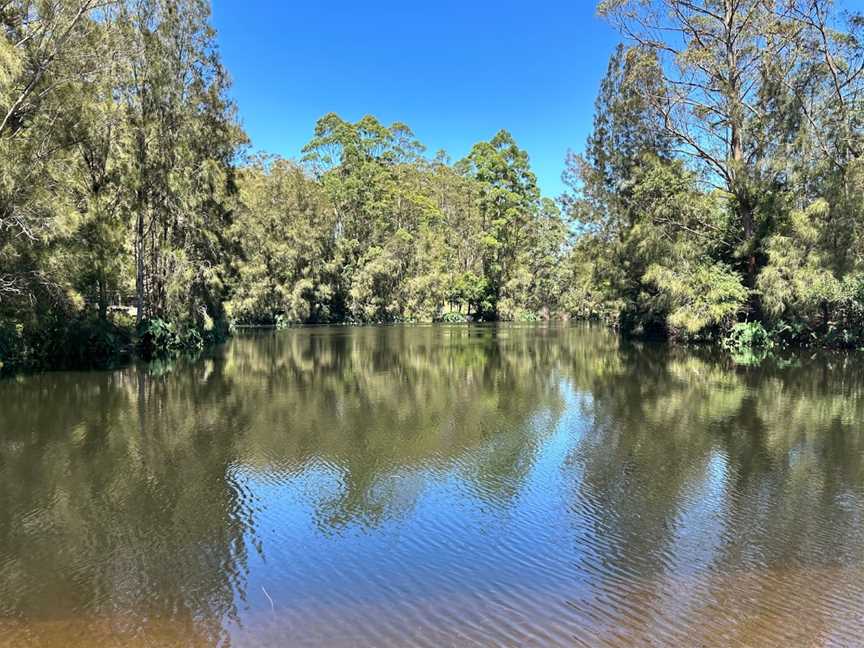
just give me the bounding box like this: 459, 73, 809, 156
2, 325, 864, 647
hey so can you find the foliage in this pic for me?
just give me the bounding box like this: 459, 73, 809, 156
646, 263, 749, 339
227, 157, 335, 324
723, 322, 775, 366
227, 115, 571, 326
0, 315, 133, 369
137, 318, 203, 359
0, 321, 23, 369
458, 129, 541, 319
0, 0, 241, 365
3, 0, 864, 369
439, 312, 468, 324
563, 0, 864, 353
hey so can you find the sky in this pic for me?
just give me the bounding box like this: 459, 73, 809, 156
210, 1, 620, 198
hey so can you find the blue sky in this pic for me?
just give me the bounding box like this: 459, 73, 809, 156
211, 1, 620, 198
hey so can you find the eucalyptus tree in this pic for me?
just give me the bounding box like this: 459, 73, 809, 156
592, 0, 864, 343
525, 198, 571, 319
301, 113, 430, 321
458, 130, 540, 318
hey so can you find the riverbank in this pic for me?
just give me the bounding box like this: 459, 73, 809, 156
0, 315, 228, 375
3, 315, 861, 378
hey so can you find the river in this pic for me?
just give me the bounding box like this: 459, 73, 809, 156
1, 325, 863, 647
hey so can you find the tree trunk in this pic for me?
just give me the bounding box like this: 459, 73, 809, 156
724, 0, 757, 292
136, 208, 145, 326
98, 277, 107, 322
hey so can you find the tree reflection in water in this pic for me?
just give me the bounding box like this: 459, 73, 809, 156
1, 325, 864, 647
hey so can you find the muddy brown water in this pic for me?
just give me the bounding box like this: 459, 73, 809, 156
2, 325, 864, 647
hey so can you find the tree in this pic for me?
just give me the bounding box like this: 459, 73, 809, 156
564, 45, 676, 333
588, 0, 864, 345
229, 156, 335, 324
459, 130, 540, 319
61, 16, 130, 321
523, 198, 570, 319
301, 113, 428, 321
0, 0, 107, 309
114, 0, 243, 332
564, 40, 749, 337
0, 0, 246, 365
562, 44, 670, 240
597, 0, 823, 291
0, 1, 102, 138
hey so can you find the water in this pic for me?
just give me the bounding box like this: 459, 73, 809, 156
1, 325, 864, 647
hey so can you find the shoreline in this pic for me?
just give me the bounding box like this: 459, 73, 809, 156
2, 320, 860, 379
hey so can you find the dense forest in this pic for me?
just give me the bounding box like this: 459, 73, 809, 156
1, 0, 863, 368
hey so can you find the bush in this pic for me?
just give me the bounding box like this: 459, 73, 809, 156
0, 322, 25, 370
137, 318, 204, 359
513, 309, 540, 323
646, 262, 749, 338
439, 312, 468, 323
57, 317, 133, 366
1, 315, 133, 369
723, 321, 774, 365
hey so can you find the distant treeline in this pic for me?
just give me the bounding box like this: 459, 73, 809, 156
2, 0, 864, 368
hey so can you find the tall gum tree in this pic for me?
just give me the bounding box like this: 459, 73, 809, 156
458, 130, 540, 318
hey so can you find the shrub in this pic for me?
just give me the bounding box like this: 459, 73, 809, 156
0, 322, 25, 370
723, 321, 774, 365
439, 312, 468, 323
137, 318, 203, 358
61, 317, 133, 366
646, 262, 749, 338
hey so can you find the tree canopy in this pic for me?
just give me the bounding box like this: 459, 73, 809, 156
566, 0, 864, 346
